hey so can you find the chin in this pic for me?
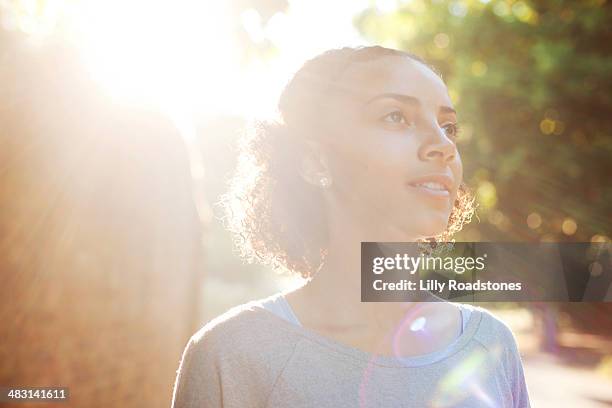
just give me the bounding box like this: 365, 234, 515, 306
373, 210, 452, 242
411, 215, 451, 240
384, 221, 448, 242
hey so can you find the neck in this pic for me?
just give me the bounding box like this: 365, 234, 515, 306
297, 200, 421, 325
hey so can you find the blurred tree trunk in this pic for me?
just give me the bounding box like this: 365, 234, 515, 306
533, 304, 559, 353
0, 43, 204, 407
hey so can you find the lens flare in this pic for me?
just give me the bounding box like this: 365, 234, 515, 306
392, 304, 432, 361
410, 316, 427, 331
430, 345, 502, 407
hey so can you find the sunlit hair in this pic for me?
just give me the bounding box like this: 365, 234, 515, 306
221, 45, 476, 279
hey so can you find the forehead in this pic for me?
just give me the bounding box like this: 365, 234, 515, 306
333, 55, 453, 110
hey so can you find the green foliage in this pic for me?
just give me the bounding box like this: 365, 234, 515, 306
356, 0, 611, 242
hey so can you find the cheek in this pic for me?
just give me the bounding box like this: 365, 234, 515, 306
451, 153, 464, 194
453, 150, 463, 178
329, 133, 419, 194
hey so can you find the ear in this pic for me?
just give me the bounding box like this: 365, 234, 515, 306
298, 139, 333, 188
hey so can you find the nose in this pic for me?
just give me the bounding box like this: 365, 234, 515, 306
418, 125, 457, 164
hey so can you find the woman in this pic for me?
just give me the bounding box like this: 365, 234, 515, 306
172, 46, 530, 407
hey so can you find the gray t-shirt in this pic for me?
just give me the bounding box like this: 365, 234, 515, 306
259, 293, 474, 367
171, 299, 530, 407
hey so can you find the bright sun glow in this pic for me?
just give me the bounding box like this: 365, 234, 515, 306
2, 0, 370, 120
2, 0, 368, 251
68, 0, 241, 117
46, 0, 369, 121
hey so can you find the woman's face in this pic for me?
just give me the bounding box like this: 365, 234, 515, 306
319, 55, 462, 241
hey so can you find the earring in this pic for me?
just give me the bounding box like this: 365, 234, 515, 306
319, 175, 332, 188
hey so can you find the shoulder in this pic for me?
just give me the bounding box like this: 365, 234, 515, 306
172, 298, 301, 407
470, 306, 527, 381
470, 307, 531, 406
186, 296, 302, 367
470, 306, 522, 356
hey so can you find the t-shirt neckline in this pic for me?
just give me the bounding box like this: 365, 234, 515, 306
252, 297, 484, 368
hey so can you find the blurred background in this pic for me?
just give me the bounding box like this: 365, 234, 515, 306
0, 0, 610, 406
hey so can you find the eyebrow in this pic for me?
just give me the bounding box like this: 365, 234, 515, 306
364, 93, 457, 115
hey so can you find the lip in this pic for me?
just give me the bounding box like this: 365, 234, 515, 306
406, 174, 455, 200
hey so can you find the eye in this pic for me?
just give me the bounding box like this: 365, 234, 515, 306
442, 122, 461, 140
381, 110, 413, 126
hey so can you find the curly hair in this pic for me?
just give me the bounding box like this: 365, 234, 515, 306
221, 46, 476, 279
